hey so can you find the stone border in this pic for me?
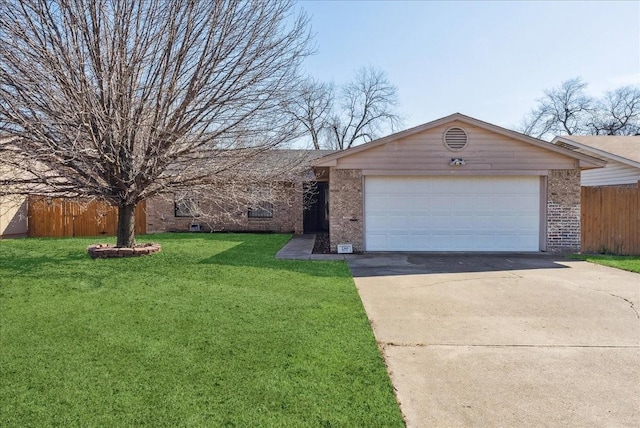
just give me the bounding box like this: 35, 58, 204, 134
87, 243, 161, 258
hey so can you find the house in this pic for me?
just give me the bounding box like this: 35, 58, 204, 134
0, 194, 27, 238
0, 139, 28, 238
551, 136, 640, 187
146, 150, 336, 235
311, 113, 604, 253
20, 114, 606, 253
552, 136, 640, 256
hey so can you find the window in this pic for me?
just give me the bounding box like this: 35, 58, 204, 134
248, 202, 273, 219
174, 193, 200, 217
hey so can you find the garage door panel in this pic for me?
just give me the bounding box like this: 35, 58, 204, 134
519, 196, 540, 210
365, 176, 540, 252
420, 215, 449, 229
366, 194, 388, 208
474, 197, 498, 210
366, 216, 388, 226
389, 196, 415, 211
366, 234, 387, 250
385, 215, 412, 229
424, 234, 454, 250
473, 215, 500, 229
496, 215, 521, 229
428, 195, 452, 207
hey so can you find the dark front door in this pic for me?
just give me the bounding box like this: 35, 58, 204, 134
303, 182, 328, 233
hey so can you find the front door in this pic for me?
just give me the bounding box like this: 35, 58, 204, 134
303, 182, 328, 233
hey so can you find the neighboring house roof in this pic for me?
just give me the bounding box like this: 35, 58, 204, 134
551, 136, 640, 169
313, 113, 605, 169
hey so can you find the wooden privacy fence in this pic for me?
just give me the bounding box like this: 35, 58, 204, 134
581, 185, 640, 255
28, 196, 146, 238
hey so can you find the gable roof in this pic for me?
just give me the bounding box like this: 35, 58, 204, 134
313, 113, 605, 169
551, 135, 640, 169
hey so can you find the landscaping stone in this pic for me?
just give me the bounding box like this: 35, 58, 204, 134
87, 243, 161, 258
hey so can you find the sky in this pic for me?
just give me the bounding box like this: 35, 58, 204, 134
297, 1, 640, 132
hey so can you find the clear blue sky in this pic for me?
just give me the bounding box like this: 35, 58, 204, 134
298, 0, 640, 131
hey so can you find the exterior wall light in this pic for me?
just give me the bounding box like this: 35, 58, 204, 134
449, 158, 466, 166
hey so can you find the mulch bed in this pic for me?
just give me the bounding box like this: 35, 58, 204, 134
312, 233, 331, 254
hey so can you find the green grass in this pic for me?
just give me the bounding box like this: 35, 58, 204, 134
567, 254, 640, 273
0, 233, 404, 427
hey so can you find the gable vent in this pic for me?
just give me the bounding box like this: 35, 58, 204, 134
444, 127, 468, 151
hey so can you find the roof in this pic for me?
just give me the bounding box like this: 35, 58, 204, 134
552, 136, 640, 168
313, 113, 605, 169
162, 148, 338, 178
244, 149, 337, 167
284, 149, 338, 160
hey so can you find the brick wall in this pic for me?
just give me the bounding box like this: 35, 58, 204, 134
146, 184, 303, 234
329, 168, 363, 252
547, 169, 581, 253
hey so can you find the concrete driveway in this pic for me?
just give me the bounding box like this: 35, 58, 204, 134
348, 254, 640, 427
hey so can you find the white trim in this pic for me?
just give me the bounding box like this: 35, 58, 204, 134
539, 176, 547, 252
361, 173, 367, 251
361, 169, 550, 176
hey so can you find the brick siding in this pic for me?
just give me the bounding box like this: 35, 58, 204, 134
547, 169, 581, 253
146, 184, 303, 234
328, 168, 363, 252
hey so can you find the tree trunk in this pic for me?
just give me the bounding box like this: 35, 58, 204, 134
116, 203, 136, 248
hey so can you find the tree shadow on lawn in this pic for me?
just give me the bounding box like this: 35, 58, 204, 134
0, 249, 90, 274
197, 236, 347, 278
0, 234, 345, 278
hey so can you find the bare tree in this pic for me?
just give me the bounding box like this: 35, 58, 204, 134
0, 0, 312, 248
329, 67, 401, 150
587, 85, 640, 135
520, 78, 594, 140
520, 78, 640, 140
291, 67, 402, 150
288, 78, 334, 150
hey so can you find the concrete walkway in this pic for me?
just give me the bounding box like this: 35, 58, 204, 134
275, 234, 352, 260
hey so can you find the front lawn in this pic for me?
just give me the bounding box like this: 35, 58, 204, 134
567, 254, 640, 273
0, 234, 403, 427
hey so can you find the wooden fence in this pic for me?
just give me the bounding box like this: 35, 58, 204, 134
581, 185, 640, 255
28, 196, 146, 238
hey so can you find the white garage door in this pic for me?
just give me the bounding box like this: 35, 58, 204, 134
365, 176, 541, 251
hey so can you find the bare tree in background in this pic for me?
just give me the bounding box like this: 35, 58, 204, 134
588, 86, 640, 136
330, 67, 402, 150
293, 67, 401, 150
0, 0, 312, 248
520, 78, 640, 140
288, 78, 334, 150
520, 78, 593, 140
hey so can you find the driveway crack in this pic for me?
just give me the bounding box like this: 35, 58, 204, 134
608, 293, 640, 319
378, 341, 427, 349
563, 282, 639, 321
406, 275, 517, 289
